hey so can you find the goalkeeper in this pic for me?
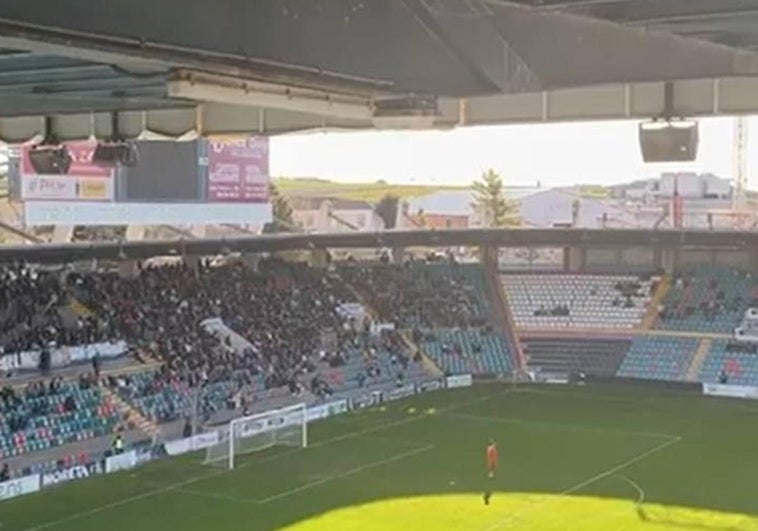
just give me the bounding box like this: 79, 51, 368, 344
483, 439, 498, 505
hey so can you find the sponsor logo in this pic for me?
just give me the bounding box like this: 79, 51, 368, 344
418, 380, 443, 393
105, 450, 137, 474
351, 392, 381, 409
42, 462, 103, 488
446, 374, 473, 389
386, 384, 416, 402
0, 475, 40, 501
703, 383, 758, 400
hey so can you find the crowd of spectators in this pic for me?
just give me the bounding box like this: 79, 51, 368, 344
69, 259, 364, 402
338, 260, 481, 329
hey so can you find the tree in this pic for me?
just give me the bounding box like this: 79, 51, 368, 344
471, 168, 519, 227
375, 194, 399, 229
263, 183, 296, 233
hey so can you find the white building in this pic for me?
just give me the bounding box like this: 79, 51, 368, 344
290, 196, 385, 232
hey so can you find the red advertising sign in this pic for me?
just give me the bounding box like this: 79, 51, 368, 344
207, 136, 269, 203
20, 141, 113, 178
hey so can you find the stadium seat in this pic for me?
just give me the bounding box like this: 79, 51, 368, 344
656, 266, 755, 333
616, 337, 698, 381
501, 273, 658, 329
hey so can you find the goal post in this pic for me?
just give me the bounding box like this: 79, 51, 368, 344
204, 403, 308, 470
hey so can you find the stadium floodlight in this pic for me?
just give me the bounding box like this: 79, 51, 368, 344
204, 403, 307, 470
167, 72, 374, 121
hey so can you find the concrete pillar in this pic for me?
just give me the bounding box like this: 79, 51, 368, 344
241, 253, 262, 272
653, 248, 663, 271
118, 260, 139, 278
182, 254, 202, 274
478, 244, 497, 270
660, 247, 679, 275
51, 225, 74, 243
391, 246, 406, 265
566, 247, 586, 272
309, 248, 329, 269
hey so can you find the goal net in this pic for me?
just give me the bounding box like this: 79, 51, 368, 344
203, 403, 308, 470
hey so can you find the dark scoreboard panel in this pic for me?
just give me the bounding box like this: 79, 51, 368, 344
118, 140, 206, 202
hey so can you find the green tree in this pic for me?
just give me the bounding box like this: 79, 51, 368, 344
263, 183, 297, 233
471, 169, 519, 227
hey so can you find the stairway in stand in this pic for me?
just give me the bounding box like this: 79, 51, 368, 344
640, 275, 670, 330
685, 338, 712, 382
103, 387, 160, 440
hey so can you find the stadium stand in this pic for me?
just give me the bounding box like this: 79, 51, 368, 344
699, 340, 758, 386
616, 336, 698, 381
0, 377, 120, 458
340, 261, 513, 376
656, 266, 756, 333
522, 338, 630, 377
501, 272, 659, 329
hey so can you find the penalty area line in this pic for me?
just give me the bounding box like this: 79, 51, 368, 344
22, 388, 506, 531
254, 444, 435, 504
167, 444, 435, 506
482, 435, 682, 531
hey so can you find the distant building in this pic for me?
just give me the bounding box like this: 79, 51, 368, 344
289, 196, 384, 232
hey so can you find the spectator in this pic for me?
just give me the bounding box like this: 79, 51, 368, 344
0, 463, 9, 482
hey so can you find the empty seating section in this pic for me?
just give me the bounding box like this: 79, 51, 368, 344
522, 338, 630, 377
657, 266, 756, 333
502, 273, 657, 329
420, 329, 511, 376
699, 340, 758, 386
0, 382, 120, 459
616, 337, 698, 381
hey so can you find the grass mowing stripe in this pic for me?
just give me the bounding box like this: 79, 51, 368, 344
255, 444, 435, 504
482, 435, 683, 531
167, 444, 435, 506
446, 411, 679, 440
23, 387, 509, 531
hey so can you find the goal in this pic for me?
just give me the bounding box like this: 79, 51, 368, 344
204, 403, 308, 470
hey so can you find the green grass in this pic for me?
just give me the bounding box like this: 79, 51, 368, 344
4, 383, 758, 530
273, 177, 465, 203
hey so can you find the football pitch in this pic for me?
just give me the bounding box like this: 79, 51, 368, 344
3, 383, 758, 531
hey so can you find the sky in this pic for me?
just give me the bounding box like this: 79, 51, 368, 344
270, 117, 758, 189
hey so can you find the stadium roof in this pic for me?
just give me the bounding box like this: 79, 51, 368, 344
0, 1, 757, 140
6, 227, 758, 263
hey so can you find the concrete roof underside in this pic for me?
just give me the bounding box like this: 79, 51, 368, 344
0, 0, 756, 140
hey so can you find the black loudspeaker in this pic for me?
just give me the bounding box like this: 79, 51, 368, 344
93, 141, 139, 167
639, 121, 699, 162
28, 145, 72, 174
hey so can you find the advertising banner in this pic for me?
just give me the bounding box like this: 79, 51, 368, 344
20, 142, 114, 202
418, 379, 444, 393
446, 374, 473, 389
42, 461, 104, 488
0, 474, 41, 501
21, 142, 112, 178
350, 391, 382, 409
207, 136, 269, 202
306, 399, 349, 422
105, 450, 137, 474
386, 384, 417, 402
703, 383, 758, 400
164, 431, 220, 457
